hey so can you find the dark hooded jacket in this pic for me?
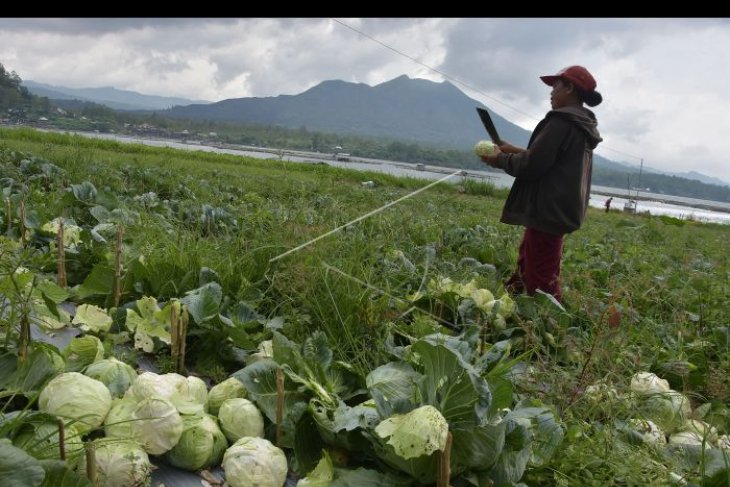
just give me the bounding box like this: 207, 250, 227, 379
493, 106, 602, 235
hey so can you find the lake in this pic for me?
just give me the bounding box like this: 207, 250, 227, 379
48, 130, 730, 225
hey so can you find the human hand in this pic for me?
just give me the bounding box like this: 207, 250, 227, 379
497, 141, 524, 154
479, 146, 502, 167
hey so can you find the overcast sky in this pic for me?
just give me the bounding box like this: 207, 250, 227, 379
1, 18, 729, 184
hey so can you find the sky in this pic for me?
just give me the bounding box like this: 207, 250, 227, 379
1, 18, 729, 184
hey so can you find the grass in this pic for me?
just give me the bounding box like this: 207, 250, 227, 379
1, 127, 729, 485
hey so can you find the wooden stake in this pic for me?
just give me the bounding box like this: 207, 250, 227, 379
178, 305, 188, 373
18, 314, 29, 364
57, 219, 67, 287
85, 441, 97, 487
437, 431, 453, 487
58, 419, 66, 461
19, 200, 26, 246
276, 368, 285, 447
113, 225, 124, 307
5, 197, 10, 234
170, 301, 179, 373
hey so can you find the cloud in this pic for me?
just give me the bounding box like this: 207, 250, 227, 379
0, 18, 729, 184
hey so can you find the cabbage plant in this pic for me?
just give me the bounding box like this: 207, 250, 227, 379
125, 371, 207, 414
84, 357, 138, 398
207, 377, 247, 415
222, 437, 288, 487
79, 438, 152, 487
39, 372, 112, 434
630, 372, 670, 395
129, 397, 183, 455
165, 414, 228, 471
218, 398, 264, 443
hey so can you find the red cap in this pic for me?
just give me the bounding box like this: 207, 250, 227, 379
540, 65, 602, 107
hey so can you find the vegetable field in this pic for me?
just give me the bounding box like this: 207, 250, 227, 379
0, 127, 728, 486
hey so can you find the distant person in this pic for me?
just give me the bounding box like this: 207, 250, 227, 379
605, 197, 613, 212
480, 65, 603, 303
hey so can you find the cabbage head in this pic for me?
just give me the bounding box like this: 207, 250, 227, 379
218, 398, 265, 443
669, 430, 710, 448
84, 358, 138, 398
79, 438, 152, 487
630, 372, 670, 395
474, 140, 497, 157
626, 419, 666, 445
39, 372, 112, 434
246, 340, 273, 365
639, 391, 691, 433
165, 414, 228, 471
125, 371, 207, 414
64, 335, 105, 372
222, 437, 288, 487
104, 397, 138, 439
207, 377, 247, 415
129, 397, 184, 455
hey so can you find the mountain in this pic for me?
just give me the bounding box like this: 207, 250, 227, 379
162, 75, 636, 175
165, 75, 531, 148
23, 80, 210, 111
653, 169, 729, 188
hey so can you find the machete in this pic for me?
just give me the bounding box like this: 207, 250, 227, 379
476, 107, 502, 146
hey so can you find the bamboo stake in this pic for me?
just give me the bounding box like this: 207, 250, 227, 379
5, 197, 10, 234
170, 301, 179, 373
275, 368, 285, 447
57, 219, 67, 287
113, 225, 124, 307
58, 419, 66, 461
19, 200, 26, 246
18, 313, 29, 364
85, 441, 97, 487
437, 431, 453, 487
178, 305, 188, 373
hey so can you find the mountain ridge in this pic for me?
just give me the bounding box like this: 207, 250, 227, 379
23, 80, 210, 111
22, 75, 729, 188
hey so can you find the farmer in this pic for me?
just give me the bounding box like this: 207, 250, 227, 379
605, 197, 613, 212
480, 65, 603, 303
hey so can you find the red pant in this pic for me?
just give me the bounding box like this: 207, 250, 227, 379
505, 227, 564, 302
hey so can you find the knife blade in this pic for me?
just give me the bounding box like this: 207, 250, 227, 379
476, 107, 502, 146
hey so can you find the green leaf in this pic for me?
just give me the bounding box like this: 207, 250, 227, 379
198, 267, 220, 286
0, 438, 46, 487
294, 413, 327, 476
303, 331, 333, 382
12, 343, 64, 393
298, 451, 334, 487
233, 359, 308, 448
125, 297, 170, 353
72, 304, 112, 333
411, 340, 491, 427
451, 422, 506, 472
0, 352, 19, 389
702, 447, 729, 486
331, 467, 414, 487
366, 362, 422, 418
506, 401, 564, 467
478, 419, 531, 487
70, 181, 97, 204
365, 429, 438, 484
310, 400, 380, 453
39, 460, 92, 487
35, 280, 69, 304
89, 205, 110, 223
181, 282, 222, 325
74, 262, 114, 299
374, 405, 448, 460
